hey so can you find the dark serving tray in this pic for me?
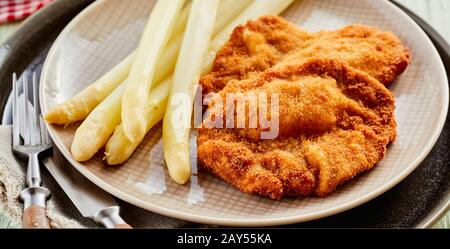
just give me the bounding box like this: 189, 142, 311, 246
0, 0, 448, 228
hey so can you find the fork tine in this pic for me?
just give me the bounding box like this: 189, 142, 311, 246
12, 73, 20, 147
39, 116, 50, 145
23, 74, 31, 145
31, 72, 41, 145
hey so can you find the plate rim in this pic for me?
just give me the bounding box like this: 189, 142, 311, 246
40, 0, 450, 226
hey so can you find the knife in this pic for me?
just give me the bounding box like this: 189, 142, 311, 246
43, 149, 132, 229
19, 95, 131, 228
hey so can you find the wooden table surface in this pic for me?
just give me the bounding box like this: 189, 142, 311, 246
0, 0, 448, 228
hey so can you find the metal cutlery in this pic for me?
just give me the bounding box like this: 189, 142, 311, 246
12, 73, 52, 228
14, 72, 131, 229
42, 148, 132, 228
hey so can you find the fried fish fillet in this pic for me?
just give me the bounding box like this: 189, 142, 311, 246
197, 16, 407, 199
201, 16, 410, 94
198, 58, 397, 199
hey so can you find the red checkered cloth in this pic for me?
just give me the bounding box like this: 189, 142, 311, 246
0, 0, 53, 24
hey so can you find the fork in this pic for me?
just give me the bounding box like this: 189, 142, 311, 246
12, 72, 52, 229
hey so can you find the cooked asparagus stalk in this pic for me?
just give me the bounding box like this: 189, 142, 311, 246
44, 53, 134, 125
105, 78, 171, 165
104, 0, 295, 166
71, 84, 125, 162
44, 0, 252, 126
163, 0, 220, 184
121, 0, 185, 144
44, 1, 190, 125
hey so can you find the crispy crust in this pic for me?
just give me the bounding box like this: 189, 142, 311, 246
200, 16, 410, 94
197, 16, 406, 199
198, 58, 396, 199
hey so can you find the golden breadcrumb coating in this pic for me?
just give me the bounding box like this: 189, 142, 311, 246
200, 16, 410, 94
198, 58, 397, 199
197, 16, 407, 199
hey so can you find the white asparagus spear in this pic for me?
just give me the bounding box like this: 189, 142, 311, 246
104, 0, 295, 165
105, 77, 171, 165
44, 53, 135, 125
44, 1, 192, 125
72, 0, 298, 163
44, 0, 252, 126
70, 1, 255, 162
163, 0, 220, 184
71, 83, 125, 162
152, 0, 254, 85
121, 0, 185, 144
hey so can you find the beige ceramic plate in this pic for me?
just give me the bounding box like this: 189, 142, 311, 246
40, 0, 448, 226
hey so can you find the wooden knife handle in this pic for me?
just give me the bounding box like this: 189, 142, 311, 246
115, 223, 132, 229
22, 205, 51, 229
94, 206, 132, 229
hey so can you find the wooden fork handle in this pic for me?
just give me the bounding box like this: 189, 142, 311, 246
20, 186, 51, 229
23, 205, 51, 229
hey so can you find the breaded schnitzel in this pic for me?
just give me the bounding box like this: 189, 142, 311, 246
201, 16, 410, 94
197, 16, 406, 199
198, 58, 396, 199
